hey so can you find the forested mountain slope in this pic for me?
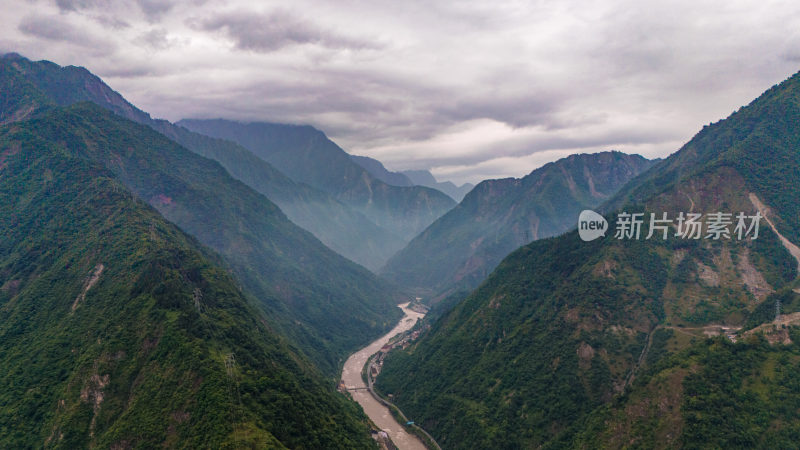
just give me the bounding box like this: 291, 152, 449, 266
377, 71, 800, 448
0, 109, 375, 448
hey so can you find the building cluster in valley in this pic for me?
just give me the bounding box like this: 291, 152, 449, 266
370, 326, 425, 380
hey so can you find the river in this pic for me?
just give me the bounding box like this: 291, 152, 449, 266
341, 303, 427, 450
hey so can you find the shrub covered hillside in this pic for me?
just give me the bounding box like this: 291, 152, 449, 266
0, 107, 375, 448
572, 333, 800, 449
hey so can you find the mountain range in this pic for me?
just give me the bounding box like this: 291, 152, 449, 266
177, 119, 457, 251
382, 151, 654, 300
376, 70, 800, 448
348, 154, 415, 187
401, 170, 475, 203
0, 52, 425, 271
348, 154, 475, 202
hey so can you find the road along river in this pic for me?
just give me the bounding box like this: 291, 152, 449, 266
341, 303, 427, 450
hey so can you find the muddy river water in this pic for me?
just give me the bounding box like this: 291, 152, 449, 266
340, 303, 427, 450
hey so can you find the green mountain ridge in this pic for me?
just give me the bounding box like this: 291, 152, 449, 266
382, 151, 654, 300
0, 109, 375, 448
177, 118, 457, 245
0, 52, 400, 271
376, 71, 800, 448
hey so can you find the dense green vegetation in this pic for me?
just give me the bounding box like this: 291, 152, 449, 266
0, 120, 375, 448
26, 103, 404, 376
745, 287, 800, 330
178, 119, 456, 244
573, 334, 800, 448
377, 70, 800, 447
0, 54, 54, 123
379, 223, 796, 447
6, 52, 800, 449
382, 151, 654, 299
378, 233, 657, 448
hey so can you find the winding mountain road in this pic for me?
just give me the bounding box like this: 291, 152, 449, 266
749, 193, 800, 273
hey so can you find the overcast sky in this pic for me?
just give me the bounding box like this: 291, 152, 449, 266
3, 0, 800, 184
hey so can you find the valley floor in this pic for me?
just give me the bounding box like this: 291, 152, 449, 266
340, 303, 427, 450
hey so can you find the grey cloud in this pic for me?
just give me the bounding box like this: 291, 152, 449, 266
387, 128, 681, 170
99, 65, 156, 78
159, 61, 453, 142
782, 42, 800, 62
52, 0, 131, 28
136, 28, 171, 50
136, 0, 176, 20
55, 0, 101, 12
195, 10, 380, 52
18, 14, 115, 54
149, 59, 673, 167
91, 14, 131, 29
54, 0, 176, 21
169, 68, 675, 171
435, 93, 569, 130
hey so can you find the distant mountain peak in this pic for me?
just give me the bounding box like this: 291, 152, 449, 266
382, 150, 654, 298
0, 53, 416, 270
1, 52, 24, 60
401, 169, 475, 202
178, 118, 456, 246
402, 169, 438, 186
349, 153, 415, 187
